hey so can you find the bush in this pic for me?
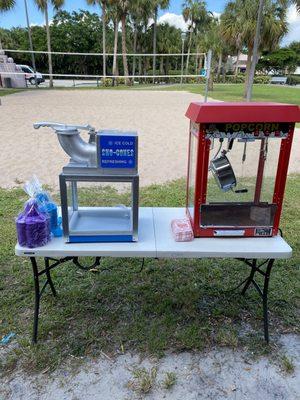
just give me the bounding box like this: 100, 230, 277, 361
286, 75, 300, 86
214, 74, 270, 84
214, 74, 245, 83
102, 77, 113, 87
253, 75, 271, 84
116, 77, 126, 85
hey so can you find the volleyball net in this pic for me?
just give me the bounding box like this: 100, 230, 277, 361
1, 48, 210, 83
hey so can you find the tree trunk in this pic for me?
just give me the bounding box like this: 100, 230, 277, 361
246, 0, 264, 101
121, 13, 129, 85
24, 0, 38, 88
112, 17, 118, 77
132, 22, 137, 79
44, 3, 53, 88
144, 56, 149, 75
244, 45, 253, 98
195, 45, 199, 74
234, 50, 240, 77
159, 57, 164, 75
208, 66, 214, 91
102, 1, 106, 79
0, 38, 2, 87
216, 52, 222, 81
222, 60, 226, 83
165, 57, 169, 76
138, 42, 142, 76
152, 6, 158, 83
185, 29, 193, 75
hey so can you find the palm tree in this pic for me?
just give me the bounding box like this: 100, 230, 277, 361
34, 0, 65, 88
0, 0, 16, 49
130, 0, 152, 78
107, 3, 119, 79
151, 0, 169, 80
86, 0, 107, 79
157, 23, 181, 77
113, 0, 130, 84
197, 16, 220, 91
221, 0, 288, 98
182, 0, 211, 75
220, 1, 242, 78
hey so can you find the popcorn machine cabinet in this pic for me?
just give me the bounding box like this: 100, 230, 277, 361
185, 102, 300, 238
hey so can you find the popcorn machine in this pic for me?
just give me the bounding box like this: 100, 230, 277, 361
185, 102, 300, 237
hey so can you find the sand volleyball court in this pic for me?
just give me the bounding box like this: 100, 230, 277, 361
0, 89, 299, 189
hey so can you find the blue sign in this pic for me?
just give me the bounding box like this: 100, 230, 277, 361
99, 135, 136, 169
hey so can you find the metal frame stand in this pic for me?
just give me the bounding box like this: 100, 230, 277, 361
30, 256, 73, 343
29, 256, 275, 344
237, 258, 275, 343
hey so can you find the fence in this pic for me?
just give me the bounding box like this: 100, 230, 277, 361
1, 49, 212, 100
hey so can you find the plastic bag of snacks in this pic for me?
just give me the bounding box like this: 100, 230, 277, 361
24, 176, 61, 237
16, 198, 51, 248
171, 218, 194, 242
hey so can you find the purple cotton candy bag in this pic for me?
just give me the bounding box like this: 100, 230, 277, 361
16, 199, 50, 248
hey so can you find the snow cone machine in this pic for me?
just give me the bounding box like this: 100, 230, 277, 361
185, 102, 300, 238
34, 122, 139, 243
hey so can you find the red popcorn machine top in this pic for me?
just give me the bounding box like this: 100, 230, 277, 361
185, 102, 300, 238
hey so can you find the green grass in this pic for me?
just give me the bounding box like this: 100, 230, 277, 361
0, 88, 24, 96
161, 371, 177, 389
156, 83, 300, 105
2, 83, 299, 107
46, 82, 300, 106
0, 177, 299, 375
127, 366, 158, 394
279, 354, 295, 374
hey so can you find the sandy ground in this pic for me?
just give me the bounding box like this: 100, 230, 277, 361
0, 90, 299, 189
1, 334, 299, 400
1, 90, 300, 399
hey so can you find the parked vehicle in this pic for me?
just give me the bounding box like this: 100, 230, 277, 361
17, 65, 45, 85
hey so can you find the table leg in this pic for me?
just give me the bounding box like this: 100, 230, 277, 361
30, 257, 40, 344
29, 256, 64, 343
241, 259, 257, 295
45, 257, 57, 297
238, 258, 275, 343
263, 259, 274, 343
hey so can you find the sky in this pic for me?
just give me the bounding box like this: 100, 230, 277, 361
0, 0, 299, 46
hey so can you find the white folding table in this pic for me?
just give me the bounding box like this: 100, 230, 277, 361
15, 207, 292, 344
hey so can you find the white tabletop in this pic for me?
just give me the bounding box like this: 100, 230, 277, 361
15, 207, 292, 259
153, 208, 292, 259
15, 208, 156, 258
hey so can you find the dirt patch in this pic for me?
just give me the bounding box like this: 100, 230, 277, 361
1, 335, 299, 400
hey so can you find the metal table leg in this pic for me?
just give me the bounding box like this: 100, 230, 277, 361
45, 257, 57, 297
239, 258, 275, 343
29, 256, 73, 343
30, 257, 40, 344
262, 259, 274, 343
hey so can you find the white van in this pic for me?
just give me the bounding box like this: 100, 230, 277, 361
18, 65, 45, 85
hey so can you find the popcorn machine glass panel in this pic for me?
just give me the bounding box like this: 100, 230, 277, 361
185, 103, 300, 238
203, 139, 281, 228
